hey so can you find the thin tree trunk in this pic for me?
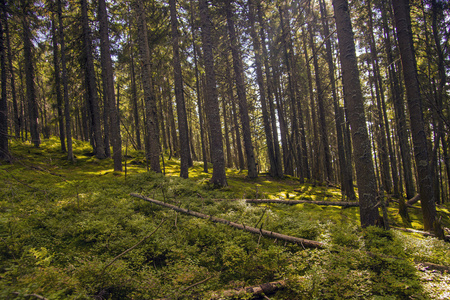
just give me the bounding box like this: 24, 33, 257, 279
225, 0, 257, 178
392, 0, 437, 232
309, 22, 333, 183
170, 0, 190, 178
248, 0, 278, 178
0, 0, 7, 160
381, 1, 415, 199
51, 13, 66, 152
80, 0, 104, 158
199, 0, 227, 186
130, 42, 142, 150
189, 0, 207, 172
257, 2, 282, 178
22, 0, 40, 148
134, 0, 161, 173
3, 2, 19, 139
333, 0, 380, 227
98, 0, 122, 171
319, 0, 355, 200
226, 58, 244, 171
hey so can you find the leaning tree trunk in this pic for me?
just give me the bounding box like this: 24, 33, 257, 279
199, 0, 227, 186
333, 0, 380, 227
22, 0, 40, 148
133, 0, 161, 173
170, 0, 191, 178
225, 0, 257, 178
80, 0, 105, 158
392, 0, 437, 231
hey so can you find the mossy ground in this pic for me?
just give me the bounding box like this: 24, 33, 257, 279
1, 138, 449, 299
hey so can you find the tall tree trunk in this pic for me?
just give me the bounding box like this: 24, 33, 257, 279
130, 42, 142, 150
431, 0, 449, 204
226, 57, 244, 171
133, 0, 161, 173
51, 13, 66, 152
98, 0, 122, 171
309, 22, 333, 183
222, 93, 232, 169
3, 2, 19, 139
248, 0, 279, 178
0, 0, 7, 160
257, 2, 282, 178
189, 0, 207, 172
80, 0, 104, 158
22, 0, 40, 148
170, 0, 191, 178
199, 0, 227, 186
381, 1, 415, 199
225, 0, 257, 178
279, 5, 309, 181
319, 0, 355, 199
302, 27, 319, 183
57, 0, 73, 161
333, 0, 380, 227
392, 0, 437, 231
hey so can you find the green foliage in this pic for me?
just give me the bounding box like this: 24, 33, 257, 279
0, 140, 449, 299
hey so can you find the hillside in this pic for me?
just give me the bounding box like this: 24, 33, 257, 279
1, 138, 449, 299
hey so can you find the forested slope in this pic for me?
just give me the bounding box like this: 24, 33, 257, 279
1, 139, 449, 299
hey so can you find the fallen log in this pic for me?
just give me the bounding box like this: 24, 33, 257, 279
392, 226, 450, 240
130, 193, 325, 249
244, 199, 359, 207
407, 194, 420, 206
213, 198, 359, 207
209, 280, 286, 299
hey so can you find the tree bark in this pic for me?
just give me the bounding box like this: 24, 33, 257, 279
381, 1, 415, 199
170, 0, 191, 178
57, 0, 73, 161
51, 13, 66, 153
3, 1, 19, 139
199, 0, 227, 186
392, 0, 437, 231
257, 2, 283, 178
98, 0, 122, 171
189, 0, 207, 172
0, 0, 7, 160
80, 0, 104, 158
133, 0, 161, 173
248, 0, 279, 178
333, 0, 380, 227
225, 0, 257, 178
319, 0, 355, 200
22, 0, 40, 148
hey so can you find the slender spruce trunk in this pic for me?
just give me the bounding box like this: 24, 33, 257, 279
199, 0, 227, 186
133, 0, 161, 173
170, 0, 190, 178
333, 0, 380, 227
392, 0, 437, 231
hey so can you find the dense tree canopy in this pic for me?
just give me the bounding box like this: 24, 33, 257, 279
0, 0, 449, 229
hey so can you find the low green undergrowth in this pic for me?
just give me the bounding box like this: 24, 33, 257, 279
0, 138, 449, 299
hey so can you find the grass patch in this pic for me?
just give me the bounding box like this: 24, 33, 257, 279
0, 138, 449, 299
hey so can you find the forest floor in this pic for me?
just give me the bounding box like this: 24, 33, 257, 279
1, 137, 450, 299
